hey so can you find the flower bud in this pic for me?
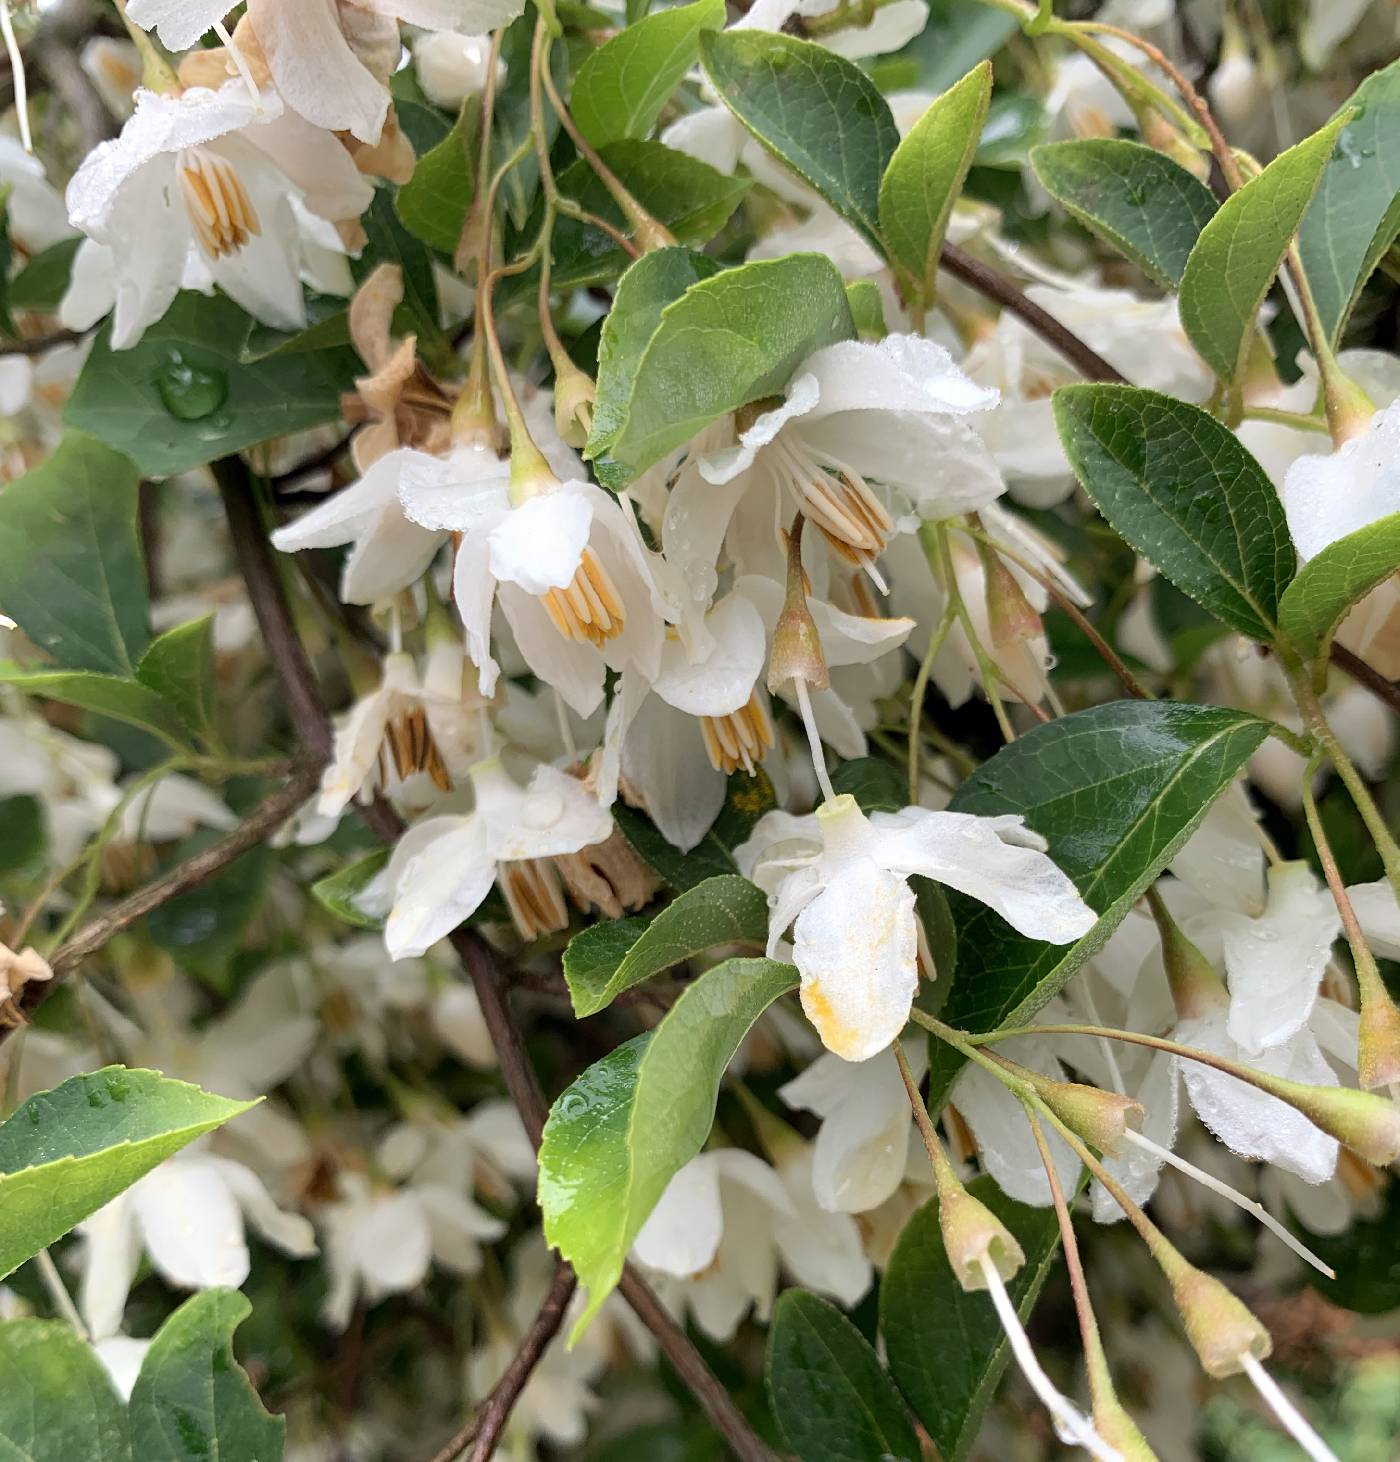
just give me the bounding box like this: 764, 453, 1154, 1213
1146, 887, 1228, 1021
767, 518, 830, 693
979, 543, 1043, 651
938, 1185, 1025, 1292
1167, 1262, 1271, 1379
552, 358, 596, 451
1023, 1072, 1144, 1158
413, 31, 494, 111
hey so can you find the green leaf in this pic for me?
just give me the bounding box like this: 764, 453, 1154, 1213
525, 141, 748, 295
1030, 137, 1218, 288
878, 62, 992, 307
844, 279, 887, 338
311, 848, 392, 931
0, 1068, 252, 1279
768, 1291, 920, 1462
391, 68, 454, 152
129, 1290, 284, 1462
880, 1181, 1063, 1461
0, 432, 147, 675
710, 766, 779, 849
699, 30, 898, 250
1278, 511, 1400, 662
539, 956, 798, 1334
564, 874, 768, 1017
597, 252, 854, 480
0, 796, 46, 879
1300, 1177, 1400, 1315
829, 757, 906, 813
1178, 114, 1348, 384
1053, 385, 1296, 641
586, 246, 721, 473
492, 11, 565, 229
241, 295, 353, 362
66, 293, 359, 478
148, 837, 272, 994
0, 666, 192, 750
973, 93, 1042, 170
136, 615, 218, 743
927, 702, 1270, 1105
901, 0, 1015, 94
0, 1321, 131, 1462
572, 0, 725, 148
612, 804, 737, 891
1299, 60, 1400, 345
8, 237, 81, 313
396, 96, 479, 254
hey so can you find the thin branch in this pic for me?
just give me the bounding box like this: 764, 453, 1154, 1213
0, 328, 85, 357
940, 243, 1128, 384
428, 1262, 578, 1462
1330, 642, 1400, 718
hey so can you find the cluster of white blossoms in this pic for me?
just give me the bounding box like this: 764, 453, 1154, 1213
0, 0, 1399, 1456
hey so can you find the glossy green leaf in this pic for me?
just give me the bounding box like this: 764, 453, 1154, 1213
572, 0, 724, 148
564, 874, 768, 1017
597, 252, 854, 480
830, 757, 906, 813
0, 1068, 252, 1279
8, 237, 81, 313
586, 245, 720, 478
539, 956, 798, 1335
0, 1321, 130, 1462
927, 702, 1270, 1105
396, 96, 479, 254
312, 848, 392, 931
612, 804, 737, 891
878, 63, 992, 307
768, 1291, 919, 1462
0, 666, 192, 750
880, 1181, 1063, 1461
241, 295, 354, 363
1299, 59, 1400, 344
136, 615, 218, 743
0, 432, 147, 675
699, 30, 898, 249
1179, 114, 1347, 384
1030, 137, 1218, 288
492, 12, 565, 229
129, 1289, 284, 1462
1054, 385, 1296, 641
1278, 511, 1400, 662
66, 293, 358, 478
844, 279, 887, 338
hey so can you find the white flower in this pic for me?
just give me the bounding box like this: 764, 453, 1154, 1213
78, 1147, 317, 1340
65, 82, 370, 348
413, 29, 497, 109
632, 1148, 869, 1341
0, 137, 77, 253
1280, 397, 1400, 677
737, 794, 1095, 1061
372, 756, 614, 957
666, 335, 1000, 600
400, 460, 671, 718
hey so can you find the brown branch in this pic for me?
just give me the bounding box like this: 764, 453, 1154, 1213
0, 328, 85, 357
427, 1262, 578, 1462
220, 471, 778, 1462
939, 243, 1128, 384
13, 763, 320, 1026
1330, 643, 1400, 719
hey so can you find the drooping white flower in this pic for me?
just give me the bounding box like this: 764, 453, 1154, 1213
0, 137, 77, 253
65, 82, 371, 348
737, 794, 1095, 1061
1280, 397, 1400, 677
632, 1148, 869, 1341
371, 756, 614, 957
79, 1146, 317, 1340
666, 335, 1001, 599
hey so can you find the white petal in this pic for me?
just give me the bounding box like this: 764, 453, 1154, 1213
352, 1191, 434, 1299
208, 1156, 317, 1257
698, 374, 822, 486
483, 762, 614, 863
487, 490, 592, 594
78, 1195, 142, 1341
660, 107, 745, 174
632, 1154, 725, 1275
94, 1337, 151, 1402
124, 0, 231, 49
385, 818, 496, 959
1222, 861, 1339, 1054
621, 693, 728, 853
1349, 879, 1400, 959
131, 1158, 250, 1290
398, 444, 511, 530
878, 808, 1096, 944
498, 583, 607, 717
793, 865, 918, 1062
1167, 786, 1266, 915
1280, 399, 1400, 561
773, 1150, 873, 1303
272, 450, 417, 548
819, 0, 928, 57
801, 335, 998, 421
654, 593, 766, 716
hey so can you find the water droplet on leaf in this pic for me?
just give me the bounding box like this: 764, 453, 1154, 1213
156, 352, 229, 421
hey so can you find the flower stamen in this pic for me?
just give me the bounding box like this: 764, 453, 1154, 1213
773, 437, 894, 582
498, 857, 570, 941
701, 692, 775, 775
539, 546, 626, 647
179, 147, 260, 260
377, 706, 452, 793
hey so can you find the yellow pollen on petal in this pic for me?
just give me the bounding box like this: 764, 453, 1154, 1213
800, 980, 861, 1061
700, 692, 775, 775
498, 857, 570, 942
179, 146, 261, 260
538, 546, 627, 648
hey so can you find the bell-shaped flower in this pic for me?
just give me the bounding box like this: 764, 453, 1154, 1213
399, 455, 670, 718
1280, 397, 1400, 677
78, 1144, 317, 1340
664, 335, 1000, 602
737, 794, 1095, 1062
632, 1148, 869, 1342
65, 81, 371, 349
371, 756, 614, 958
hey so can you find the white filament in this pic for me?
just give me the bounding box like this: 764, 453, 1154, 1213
213, 17, 262, 108
794, 677, 837, 805
1240, 1352, 1338, 1462
978, 1254, 1122, 1462
1, 1, 31, 153
1123, 1130, 1335, 1279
